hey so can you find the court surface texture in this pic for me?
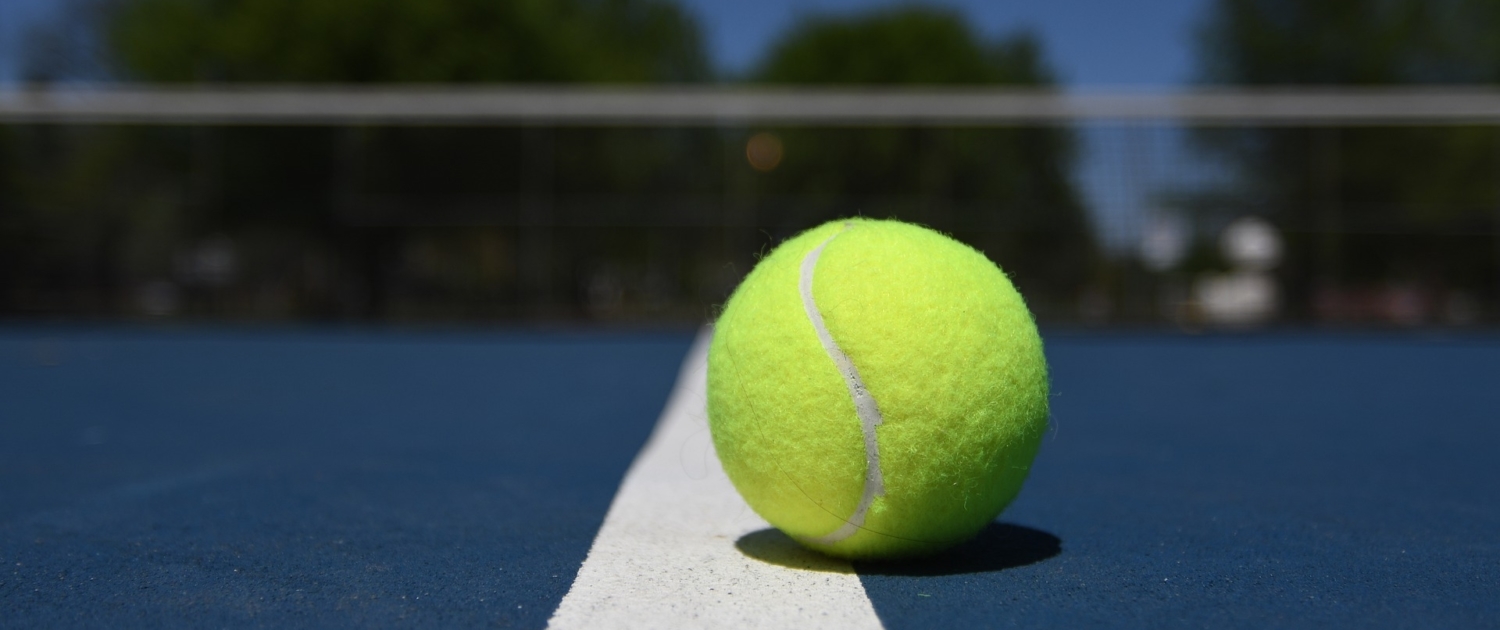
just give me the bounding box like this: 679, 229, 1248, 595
1, 327, 1496, 628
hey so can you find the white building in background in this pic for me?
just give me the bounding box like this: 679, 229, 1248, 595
1195, 217, 1282, 327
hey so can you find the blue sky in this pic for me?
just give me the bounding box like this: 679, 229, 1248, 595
0, 0, 54, 83
1, 0, 1212, 86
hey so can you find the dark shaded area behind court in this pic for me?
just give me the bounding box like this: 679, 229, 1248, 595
3, 3, 1092, 324
9, 1, 1500, 328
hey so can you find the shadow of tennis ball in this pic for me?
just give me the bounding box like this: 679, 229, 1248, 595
735, 528, 856, 574
736, 523, 1061, 577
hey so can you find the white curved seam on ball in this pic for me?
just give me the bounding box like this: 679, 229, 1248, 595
798, 222, 886, 546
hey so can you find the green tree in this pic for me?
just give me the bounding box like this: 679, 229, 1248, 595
10, 0, 714, 320
750, 8, 1095, 314
1196, 0, 1500, 315
109, 0, 707, 83
1199, 0, 1500, 85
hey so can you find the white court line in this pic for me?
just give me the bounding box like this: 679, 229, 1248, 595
547, 329, 883, 630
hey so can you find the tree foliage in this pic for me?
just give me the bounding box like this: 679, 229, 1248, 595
7, 0, 714, 319
1196, 0, 1500, 296
1200, 0, 1500, 85
110, 0, 708, 83
6, 2, 1099, 320
749, 8, 1095, 308
758, 9, 1050, 85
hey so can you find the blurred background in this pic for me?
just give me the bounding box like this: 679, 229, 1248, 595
2, 0, 1499, 329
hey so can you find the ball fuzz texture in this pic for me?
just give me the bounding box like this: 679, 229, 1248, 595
707, 219, 1049, 560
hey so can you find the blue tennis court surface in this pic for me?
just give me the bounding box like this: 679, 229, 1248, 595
2, 328, 1497, 628
0, 329, 694, 627
861, 335, 1500, 628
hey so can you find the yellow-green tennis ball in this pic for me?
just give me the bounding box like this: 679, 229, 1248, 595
707, 218, 1049, 560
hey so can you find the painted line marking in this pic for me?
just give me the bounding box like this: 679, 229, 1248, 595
547, 329, 883, 630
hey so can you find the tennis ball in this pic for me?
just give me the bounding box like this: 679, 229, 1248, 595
707, 218, 1049, 560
